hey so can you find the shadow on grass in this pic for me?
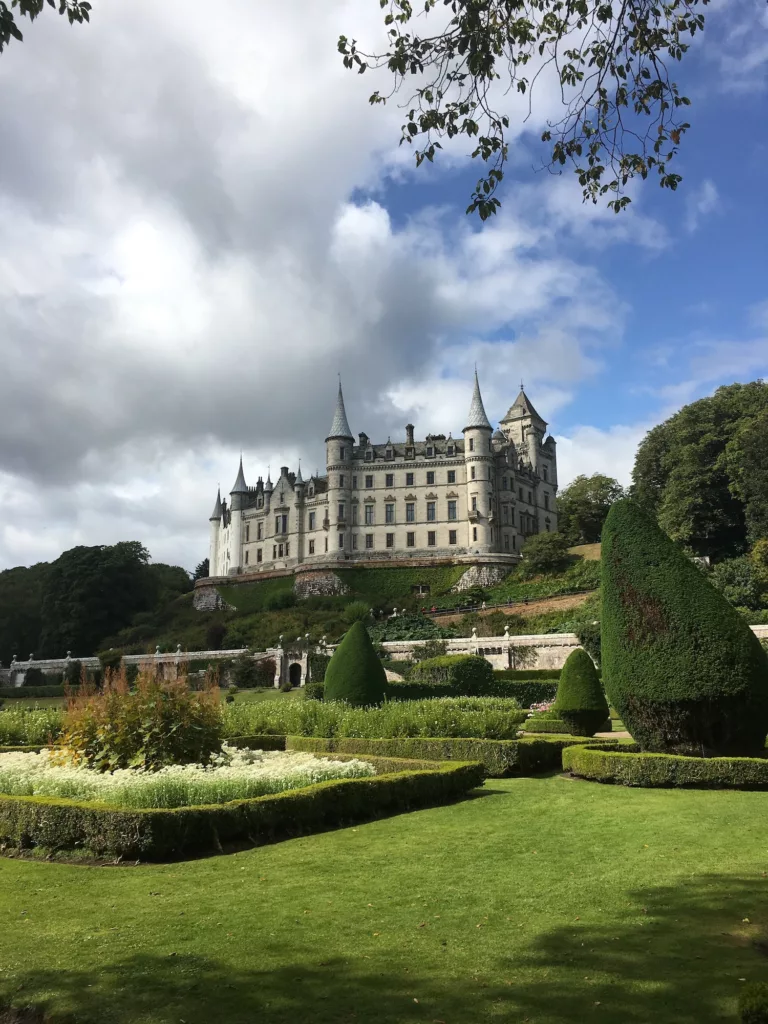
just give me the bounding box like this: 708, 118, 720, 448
1, 876, 766, 1023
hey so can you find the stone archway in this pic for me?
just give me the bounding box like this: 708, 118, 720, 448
289, 662, 303, 688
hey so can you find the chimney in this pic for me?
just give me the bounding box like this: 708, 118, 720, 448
358, 431, 368, 447
405, 424, 415, 445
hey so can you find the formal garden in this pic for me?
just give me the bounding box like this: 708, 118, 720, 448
2, 499, 768, 1022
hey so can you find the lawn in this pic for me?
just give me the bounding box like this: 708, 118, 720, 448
1, 776, 767, 1024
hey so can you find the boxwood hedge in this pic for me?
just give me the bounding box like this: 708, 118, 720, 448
553, 648, 609, 736
522, 718, 611, 734
0, 760, 483, 861
562, 742, 768, 788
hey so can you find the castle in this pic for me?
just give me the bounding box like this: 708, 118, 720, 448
206, 374, 558, 580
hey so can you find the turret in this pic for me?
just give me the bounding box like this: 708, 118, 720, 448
208, 488, 222, 576
326, 381, 354, 557
499, 387, 547, 474
228, 457, 248, 575
462, 371, 494, 553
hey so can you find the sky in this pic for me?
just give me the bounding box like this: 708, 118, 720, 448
0, 0, 766, 573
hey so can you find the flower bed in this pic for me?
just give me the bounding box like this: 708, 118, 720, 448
0, 759, 484, 860
0, 747, 375, 809
223, 696, 527, 740
0, 707, 63, 746
562, 743, 768, 788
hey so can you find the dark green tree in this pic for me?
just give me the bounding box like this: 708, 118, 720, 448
557, 474, 625, 545
1, 0, 91, 54
554, 648, 608, 736
0, 561, 48, 665
601, 499, 768, 756
324, 620, 387, 706
519, 531, 571, 577
339, 0, 705, 220
631, 381, 768, 559
192, 558, 210, 582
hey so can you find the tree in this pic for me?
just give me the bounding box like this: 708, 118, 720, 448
0, 0, 91, 55
339, 0, 704, 220
601, 498, 768, 756
324, 620, 388, 706
192, 559, 210, 582
519, 531, 570, 577
631, 381, 768, 559
557, 473, 624, 545
709, 557, 766, 612
553, 648, 608, 736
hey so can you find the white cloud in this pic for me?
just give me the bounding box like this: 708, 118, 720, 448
555, 424, 649, 488
685, 179, 720, 233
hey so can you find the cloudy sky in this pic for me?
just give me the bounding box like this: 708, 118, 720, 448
0, 0, 766, 572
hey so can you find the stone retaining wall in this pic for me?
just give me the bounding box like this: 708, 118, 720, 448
293, 571, 349, 599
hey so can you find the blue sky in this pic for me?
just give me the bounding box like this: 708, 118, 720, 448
0, 0, 765, 571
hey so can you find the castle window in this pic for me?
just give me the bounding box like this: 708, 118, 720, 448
502, 477, 508, 491
447, 470, 456, 484
469, 438, 474, 452
338, 533, 344, 549
406, 502, 415, 523
309, 540, 315, 555
352, 476, 358, 489
386, 447, 393, 460
245, 550, 250, 564
447, 445, 454, 456
519, 487, 524, 500
325, 537, 328, 552
504, 534, 510, 551
309, 511, 316, 531
352, 534, 358, 549
426, 446, 433, 457
427, 501, 436, 522
338, 502, 346, 521
543, 465, 548, 481
257, 549, 262, 563
278, 543, 284, 557
406, 472, 414, 486
257, 522, 263, 540
406, 532, 415, 548
257, 497, 264, 508
365, 504, 374, 525
448, 500, 457, 521
385, 503, 395, 524
245, 525, 250, 543
365, 534, 374, 549
365, 449, 373, 461
512, 534, 516, 549
386, 473, 394, 488
340, 446, 346, 460
352, 505, 358, 525
544, 493, 549, 510
472, 527, 477, 542
365, 474, 374, 489
285, 543, 289, 556
449, 529, 457, 545
426, 471, 435, 485
503, 505, 509, 523
528, 490, 532, 503
470, 466, 476, 480
427, 531, 436, 546
273, 545, 277, 559
386, 532, 394, 548
471, 496, 477, 511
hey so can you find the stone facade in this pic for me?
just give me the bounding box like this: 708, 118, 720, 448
207, 374, 558, 581
192, 586, 235, 612
293, 571, 350, 599
451, 564, 511, 592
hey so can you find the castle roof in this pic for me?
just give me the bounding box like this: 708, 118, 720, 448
501, 388, 547, 427
295, 464, 303, 484
230, 457, 247, 494
209, 488, 222, 520
326, 382, 354, 441
463, 371, 492, 432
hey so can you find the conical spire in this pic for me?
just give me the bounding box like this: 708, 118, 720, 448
463, 370, 492, 431
501, 386, 547, 428
326, 381, 354, 441
230, 456, 247, 494
209, 488, 222, 520
265, 470, 273, 492
296, 463, 304, 484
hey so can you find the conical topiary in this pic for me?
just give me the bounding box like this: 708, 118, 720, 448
602, 499, 768, 755
323, 620, 387, 707
554, 648, 609, 736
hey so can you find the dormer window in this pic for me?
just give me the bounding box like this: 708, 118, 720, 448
365, 449, 373, 462
426, 446, 433, 457
447, 445, 454, 456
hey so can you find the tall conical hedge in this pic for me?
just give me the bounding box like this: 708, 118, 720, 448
323, 620, 387, 707
554, 648, 609, 736
601, 499, 768, 755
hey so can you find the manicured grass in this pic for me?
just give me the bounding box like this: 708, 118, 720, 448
1, 777, 767, 1023
230, 688, 304, 704
0, 696, 66, 710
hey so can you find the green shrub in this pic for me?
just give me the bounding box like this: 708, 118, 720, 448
0, 760, 483, 860
22, 667, 46, 687
601, 499, 768, 755
309, 653, 331, 682
231, 654, 275, 689
488, 680, 559, 706
519, 532, 571, 577
324, 621, 387, 707
304, 682, 325, 701
97, 649, 124, 673
0, 707, 63, 745
553, 648, 609, 736
64, 660, 82, 685
409, 654, 494, 693
342, 601, 372, 625
59, 669, 223, 771
411, 639, 449, 662
740, 982, 768, 1023
562, 743, 768, 788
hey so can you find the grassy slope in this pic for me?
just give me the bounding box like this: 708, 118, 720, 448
1, 777, 766, 1024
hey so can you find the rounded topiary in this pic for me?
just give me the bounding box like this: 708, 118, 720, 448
553, 648, 609, 736
601, 499, 768, 756
323, 621, 387, 707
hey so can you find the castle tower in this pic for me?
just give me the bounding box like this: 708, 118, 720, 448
500, 387, 547, 474
208, 488, 222, 576
462, 371, 494, 553
228, 456, 248, 575
325, 382, 353, 558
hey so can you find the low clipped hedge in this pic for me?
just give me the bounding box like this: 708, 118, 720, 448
0, 685, 75, 699
0, 760, 484, 861
409, 654, 493, 692
287, 734, 600, 777
223, 735, 287, 751
562, 743, 768, 789
523, 717, 611, 734
740, 982, 768, 1023
494, 669, 561, 680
